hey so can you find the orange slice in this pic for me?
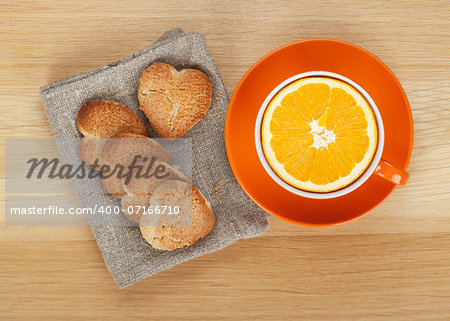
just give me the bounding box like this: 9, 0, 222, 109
261, 77, 377, 192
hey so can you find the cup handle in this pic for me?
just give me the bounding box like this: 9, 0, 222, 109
374, 159, 409, 186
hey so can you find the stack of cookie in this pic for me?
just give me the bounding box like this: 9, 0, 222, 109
76, 62, 214, 251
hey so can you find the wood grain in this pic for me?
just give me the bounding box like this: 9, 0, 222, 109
0, 0, 449, 320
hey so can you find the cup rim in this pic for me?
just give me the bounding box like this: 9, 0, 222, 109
254, 71, 385, 199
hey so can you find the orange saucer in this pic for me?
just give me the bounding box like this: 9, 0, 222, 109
225, 39, 413, 226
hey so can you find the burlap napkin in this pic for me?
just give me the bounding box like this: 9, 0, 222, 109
40, 28, 269, 288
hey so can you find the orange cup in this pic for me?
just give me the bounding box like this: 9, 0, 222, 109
254, 71, 409, 199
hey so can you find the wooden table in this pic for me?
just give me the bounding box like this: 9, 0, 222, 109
1, 1, 449, 319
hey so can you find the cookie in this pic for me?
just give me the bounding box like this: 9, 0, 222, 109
102, 176, 126, 199
121, 194, 151, 223
139, 181, 215, 251
101, 133, 173, 169
78, 137, 106, 167
120, 162, 191, 223
76, 100, 149, 138
122, 161, 191, 196
138, 62, 212, 138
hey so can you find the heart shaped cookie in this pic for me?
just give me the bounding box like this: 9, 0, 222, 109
77, 100, 149, 138
76, 100, 149, 167
120, 161, 191, 223
139, 181, 215, 251
138, 62, 212, 138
